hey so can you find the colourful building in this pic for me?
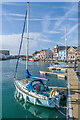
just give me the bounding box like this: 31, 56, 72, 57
52, 45, 59, 60
67, 46, 77, 61
53, 45, 68, 60
0, 50, 10, 60
0, 50, 10, 56
32, 51, 40, 60
53, 45, 71, 60
58, 50, 66, 60
40, 48, 53, 59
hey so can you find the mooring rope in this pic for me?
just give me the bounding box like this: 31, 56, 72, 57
50, 100, 69, 117
14, 6, 27, 79
53, 102, 68, 117
55, 107, 69, 117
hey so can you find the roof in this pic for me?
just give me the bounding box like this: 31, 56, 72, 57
41, 48, 50, 52
69, 46, 77, 49
32, 51, 40, 55
54, 46, 77, 51
58, 46, 71, 50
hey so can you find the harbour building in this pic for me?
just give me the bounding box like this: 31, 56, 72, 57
40, 48, 53, 60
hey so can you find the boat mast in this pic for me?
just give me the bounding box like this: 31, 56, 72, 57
65, 25, 67, 62
26, 2, 29, 70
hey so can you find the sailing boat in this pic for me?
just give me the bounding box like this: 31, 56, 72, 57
14, 2, 61, 108
48, 26, 72, 70
14, 91, 62, 119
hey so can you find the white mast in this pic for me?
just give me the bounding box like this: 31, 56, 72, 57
65, 25, 67, 62
26, 2, 29, 70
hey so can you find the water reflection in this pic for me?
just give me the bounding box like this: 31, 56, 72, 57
14, 91, 66, 119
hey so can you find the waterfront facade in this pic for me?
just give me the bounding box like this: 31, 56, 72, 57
58, 46, 66, 60
76, 46, 80, 59
32, 46, 78, 61
52, 45, 79, 61
58, 50, 66, 60
40, 48, 53, 59
0, 50, 10, 60
52, 45, 59, 60
32, 51, 40, 60
67, 46, 77, 61
53, 45, 68, 60
0, 50, 10, 56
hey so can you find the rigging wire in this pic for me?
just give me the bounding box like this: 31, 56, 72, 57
14, 5, 27, 79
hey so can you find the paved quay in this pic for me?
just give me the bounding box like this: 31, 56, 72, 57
68, 68, 80, 119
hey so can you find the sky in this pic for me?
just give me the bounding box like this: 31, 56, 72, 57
0, 2, 79, 55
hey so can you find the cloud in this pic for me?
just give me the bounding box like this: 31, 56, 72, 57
60, 23, 78, 47
11, 17, 78, 22
67, 23, 78, 36
1, 2, 78, 52
40, 39, 52, 42
2, 2, 25, 6
53, 41, 64, 45
0, 32, 53, 55
5, 12, 78, 22
54, 3, 78, 30
3, 11, 78, 23
68, 18, 78, 21
45, 30, 60, 34
41, 14, 60, 34
61, 23, 79, 40
42, 14, 51, 33
7, 13, 25, 17
0, 34, 22, 54
10, 18, 24, 21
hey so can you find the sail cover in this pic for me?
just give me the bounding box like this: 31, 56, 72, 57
26, 69, 31, 78
28, 79, 44, 92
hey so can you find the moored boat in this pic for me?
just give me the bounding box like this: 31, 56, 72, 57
14, 77, 61, 108
14, 91, 64, 119
48, 62, 72, 70
29, 58, 38, 62
14, 2, 62, 109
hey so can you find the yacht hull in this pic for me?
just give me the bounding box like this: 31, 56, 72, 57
15, 85, 56, 108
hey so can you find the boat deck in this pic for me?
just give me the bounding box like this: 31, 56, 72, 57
16, 79, 51, 97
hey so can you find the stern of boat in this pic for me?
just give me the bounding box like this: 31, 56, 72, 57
48, 92, 61, 108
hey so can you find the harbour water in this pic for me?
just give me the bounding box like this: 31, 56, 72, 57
2, 59, 66, 119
